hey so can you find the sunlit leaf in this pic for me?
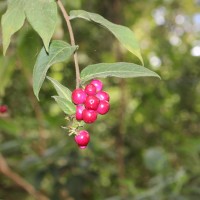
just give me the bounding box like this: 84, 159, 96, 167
80, 62, 160, 83
70, 10, 143, 64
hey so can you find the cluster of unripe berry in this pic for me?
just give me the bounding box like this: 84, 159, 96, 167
71, 79, 110, 149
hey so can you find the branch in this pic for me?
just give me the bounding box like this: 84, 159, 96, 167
57, 0, 81, 88
0, 154, 49, 200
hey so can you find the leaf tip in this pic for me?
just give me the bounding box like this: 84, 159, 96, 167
3, 50, 6, 56
33, 87, 40, 101
52, 95, 58, 100
2, 43, 9, 56
35, 95, 40, 101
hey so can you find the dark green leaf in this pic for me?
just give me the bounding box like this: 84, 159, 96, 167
70, 10, 143, 64
47, 76, 72, 102
33, 40, 77, 100
80, 62, 160, 83
52, 96, 76, 115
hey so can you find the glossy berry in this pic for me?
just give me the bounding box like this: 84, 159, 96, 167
85, 84, 97, 95
0, 105, 7, 113
85, 95, 100, 110
72, 88, 87, 105
97, 100, 110, 115
76, 105, 85, 121
82, 109, 97, 123
90, 79, 103, 92
75, 130, 90, 149
96, 91, 110, 102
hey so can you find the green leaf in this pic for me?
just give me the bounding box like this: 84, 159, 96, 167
52, 96, 76, 115
1, 0, 26, 55
80, 62, 160, 83
25, 0, 57, 51
33, 40, 78, 100
1, 0, 57, 55
47, 76, 72, 102
70, 10, 143, 65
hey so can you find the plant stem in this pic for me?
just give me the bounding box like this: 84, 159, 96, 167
57, 0, 80, 88
0, 154, 49, 200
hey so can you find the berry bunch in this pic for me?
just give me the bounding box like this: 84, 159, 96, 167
0, 105, 7, 114
71, 79, 110, 148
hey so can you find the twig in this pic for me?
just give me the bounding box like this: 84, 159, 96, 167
0, 154, 49, 200
57, 0, 81, 88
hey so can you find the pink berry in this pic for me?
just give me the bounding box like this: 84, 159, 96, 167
97, 100, 110, 115
82, 109, 97, 123
85, 95, 100, 110
76, 105, 85, 120
72, 88, 87, 105
96, 91, 110, 102
90, 79, 103, 92
0, 105, 7, 113
75, 130, 90, 149
85, 84, 97, 95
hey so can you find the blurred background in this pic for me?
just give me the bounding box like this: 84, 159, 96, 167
0, 0, 200, 199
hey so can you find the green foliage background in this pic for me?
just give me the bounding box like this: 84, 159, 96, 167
0, 0, 200, 199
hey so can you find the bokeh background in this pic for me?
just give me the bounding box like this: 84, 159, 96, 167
0, 0, 200, 199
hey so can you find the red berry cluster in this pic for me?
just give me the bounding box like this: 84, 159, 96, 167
0, 105, 7, 114
71, 79, 110, 149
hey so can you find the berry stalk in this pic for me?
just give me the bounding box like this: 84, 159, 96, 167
57, 0, 81, 88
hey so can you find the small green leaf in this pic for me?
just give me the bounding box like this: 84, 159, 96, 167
80, 62, 160, 83
25, 0, 57, 51
1, 0, 26, 55
33, 40, 78, 100
47, 76, 72, 102
52, 96, 76, 115
70, 10, 143, 65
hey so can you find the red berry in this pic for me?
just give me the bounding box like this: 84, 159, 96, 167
72, 89, 87, 105
85, 95, 100, 110
90, 79, 103, 92
76, 105, 85, 120
75, 130, 90, 149
96, 91, 110, 102
0, 105, 7, 113
97, 100, 110, 115
82, 109, 97, 123
85, 84, 97, 95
